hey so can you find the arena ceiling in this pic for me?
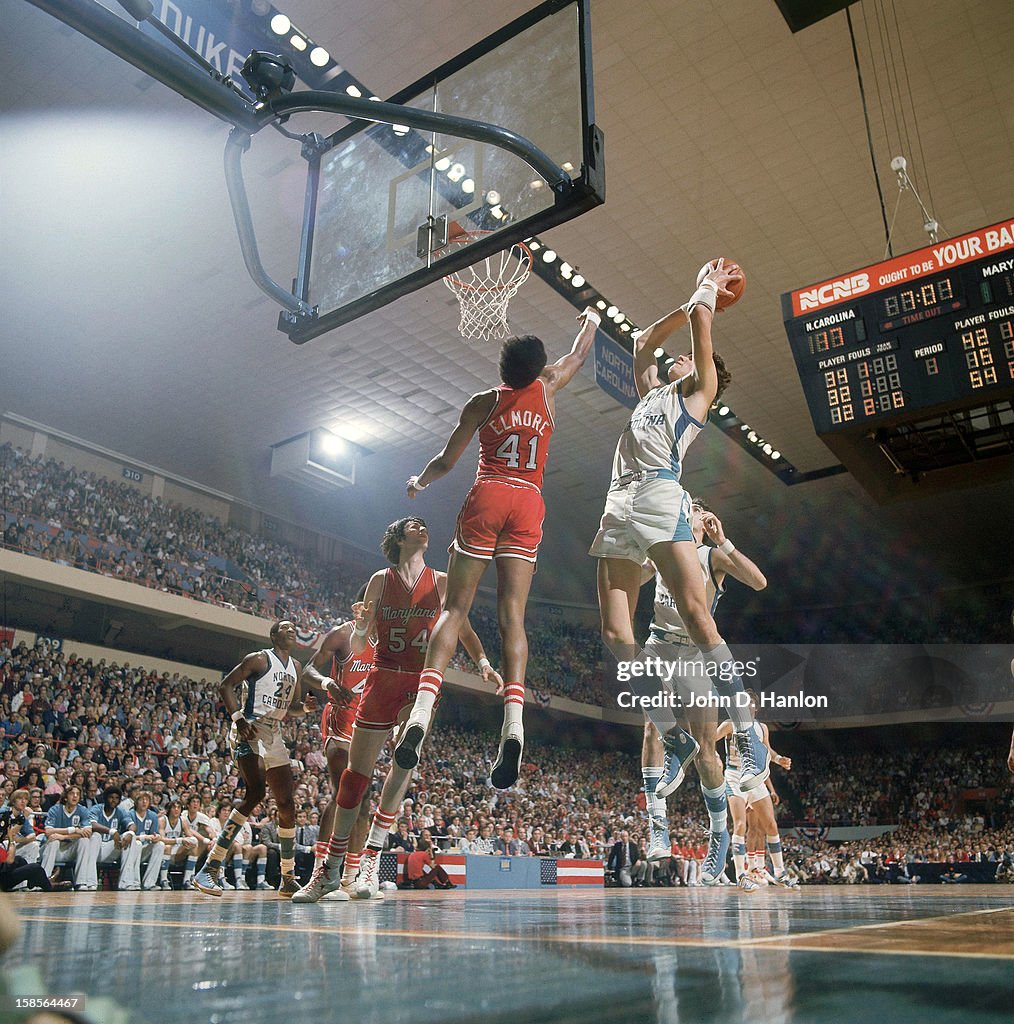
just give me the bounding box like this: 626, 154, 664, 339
2, 0, 1013, 611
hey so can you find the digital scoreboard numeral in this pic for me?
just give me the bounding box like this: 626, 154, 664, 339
962, 328, 996, 388
807, 325, 846, 355
853, 354, 902, 418
882, 277, 954, 319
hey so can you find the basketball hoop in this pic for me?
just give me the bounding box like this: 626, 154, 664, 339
439, 230, 532, 341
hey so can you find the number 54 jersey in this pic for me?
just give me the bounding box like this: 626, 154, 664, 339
452, 379, 555, 564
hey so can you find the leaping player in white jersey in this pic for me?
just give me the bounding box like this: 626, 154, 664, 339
590, 259, 771, 886
193, 620, 323, 898
639, 501, 768, 883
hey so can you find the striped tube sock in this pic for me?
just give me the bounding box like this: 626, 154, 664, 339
642, 766, 666, 821
700, 782, 729, 835
342, 852, 362, 885
766, 835, 785, 874
232, 855, 243, 883
255, 861, 266, 885
159, 858, 169, 885
749, 851, 765, 873
325, 834, 349, 871
366, 808, 397, 850
313, 840, 329, 869
184, 855, 197, 883
732, 834, 747, 879
502, 682, 525, 730
278, 827, 296, 876
209, 809, 248, 867
413, 670, 443, 719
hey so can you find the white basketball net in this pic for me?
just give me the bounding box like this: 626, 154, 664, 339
442, 240, 532, 341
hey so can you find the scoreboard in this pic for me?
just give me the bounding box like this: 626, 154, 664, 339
782, 218, 1014, 435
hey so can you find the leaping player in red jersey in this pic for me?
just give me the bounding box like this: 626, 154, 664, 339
393, 308, 601, 789
303, 585, 377, 896
292, 516, 500, 903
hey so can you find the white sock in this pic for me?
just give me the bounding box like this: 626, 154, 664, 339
766, 835, 785, 874
642, 766, 666, 820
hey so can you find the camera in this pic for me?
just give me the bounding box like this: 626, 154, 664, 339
0, 808, 26, 832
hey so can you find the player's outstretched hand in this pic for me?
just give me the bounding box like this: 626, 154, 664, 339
325, 680, 355, 709
702, 258, 740, 305
303, 692, 320, 714
776, 754, 792, 771
236, 718, 255, 742
481, 662, 505, 694
406, 475, 426, 499
351, 599, 373, 630
700, 511, 727, 546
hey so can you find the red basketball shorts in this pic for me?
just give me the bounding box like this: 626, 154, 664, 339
451, 478, 545, 563
320, 699, 359, 746
355, 667, 425, 733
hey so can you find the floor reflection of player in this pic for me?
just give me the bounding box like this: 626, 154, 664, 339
293, 517, 499, 903
640, 502, 767, 881
395, 310, 600, 789
303, 586, 377, 896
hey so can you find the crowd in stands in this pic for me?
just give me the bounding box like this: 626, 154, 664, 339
3, 636, 1013, 890
4, 443, 1013, 710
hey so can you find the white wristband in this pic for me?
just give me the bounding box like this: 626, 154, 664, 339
583, 309, 601, 328
687, 280, 718, 314
353, 623, 369, 637
478, 657, 491, 671
718, 539, 736, 555
231, 709, 246, 723
410, 475, 428, 491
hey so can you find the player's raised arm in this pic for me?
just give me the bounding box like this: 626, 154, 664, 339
407, 391, 497, 497
632, 305, 690, 398
541, 307, 601, 394
682, 260, 740, 420
701, 512, 767, 592
350, 571, 385, 655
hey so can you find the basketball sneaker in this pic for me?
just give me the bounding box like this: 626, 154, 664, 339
292, 863, 347, 903
235, 876, 250, 891
220, 876, 236, 891
737, 872, 759, 893
277, 873, 301, 899
191, 866, 224, 897
351, 851, 384, 901
700, 830, 731, 886
735, 723, 770, 792
772, 871, 799, 889
394, 709, 431, 771
490, 723, 524, 790
646, 815, 672, 863
655, 729, 700, 799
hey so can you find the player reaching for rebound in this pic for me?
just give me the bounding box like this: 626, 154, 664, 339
193, 620, 322, 898
304, 588, 376, 895
393, 308, 601, 788
640, 502, 767, 881
292, 516, 500, 903
589, 260, 771, 885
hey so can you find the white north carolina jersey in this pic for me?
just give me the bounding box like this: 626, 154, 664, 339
610, 381, 705, 483
650, 544, 724, 639
239, 649, 298, 724
162, 816, 183, 840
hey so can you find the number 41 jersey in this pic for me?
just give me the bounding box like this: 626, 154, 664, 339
477, 379, 555, 490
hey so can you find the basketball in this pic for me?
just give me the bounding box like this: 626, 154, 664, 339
697, 258, 746, 309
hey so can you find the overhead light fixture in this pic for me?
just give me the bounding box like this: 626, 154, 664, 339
559, 261, 573, 276
606, 305, 618, 318
345, 84, 362, 97
461, 178, 475, 193
485, 189, 501, 205
529, 240, 541, 251
562, 161, 574, 172
434, 156, 451, 172
771, 451, 781, 460
447, 163, 466, 182
490, 205, 505, 220
309, 46, 330, 67
740, 424, 750, 432
530, 180, 544, 190
596, 300, 606, 310
270, 14, 291, 35
747, 431, 758, 442
392, 124, 410, 136
620, 323, 631, 332
542, 249, 557, 263
571, 274, 585, 288
289, 34, 307, 51
762, 443, 773, 455
718, 405, 730, 416
653, 347, 665, 358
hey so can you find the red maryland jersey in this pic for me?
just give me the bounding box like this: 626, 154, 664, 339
374, 566, 442, 673
476, 379, 555, 490
330, 627, 376, 707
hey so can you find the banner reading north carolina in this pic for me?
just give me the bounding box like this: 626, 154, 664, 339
594, 329, 639, 410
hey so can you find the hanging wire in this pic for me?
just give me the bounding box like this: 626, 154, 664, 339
887, 0, 936, 219
875, 0, 919, 197
860, 1, 894, 165
846, 7, 893, 256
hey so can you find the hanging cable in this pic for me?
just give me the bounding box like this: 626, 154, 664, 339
846, 7, 893, 256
